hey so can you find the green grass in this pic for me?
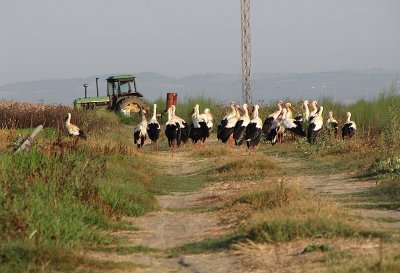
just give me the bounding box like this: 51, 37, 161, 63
232, 181, 386, 243
0, 115, 161, 271
302, 243, 332, 254
322, 247, 400, 273
169, 233, 245, 256
94, 245, 158, 255
151, 174, 206, 194
0, 242, 142, 273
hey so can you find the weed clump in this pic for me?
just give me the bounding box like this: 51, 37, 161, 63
214, 156, 282, 181
235, 181, 296, 210
302, 243, 332, 254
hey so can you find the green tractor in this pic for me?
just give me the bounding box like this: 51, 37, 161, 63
74, 74, 147, 113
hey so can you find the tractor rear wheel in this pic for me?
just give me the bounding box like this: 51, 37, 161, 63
117, 97, 146, 113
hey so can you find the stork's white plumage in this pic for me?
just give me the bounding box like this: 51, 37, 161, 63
147, 104, 160, 145
325, 111, 339, 137
65, 113, 86, 139
233, 103, 250, 146
133, 109, 148, 148
342, 112, 356, 140
285, 102, 295, 120
308, 101, 319, 122
217, 101, 239, 144
302, 100, 310, 121
245, 104, 263, 149
199, 108, 214, 131
307, 106, 324, 144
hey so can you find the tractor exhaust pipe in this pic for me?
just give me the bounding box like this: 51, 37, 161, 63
83, 83, 88, 98
96, 78, 99, 97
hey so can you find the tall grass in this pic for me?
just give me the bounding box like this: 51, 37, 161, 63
0, 110, 158, 271
320, 81, 399, 138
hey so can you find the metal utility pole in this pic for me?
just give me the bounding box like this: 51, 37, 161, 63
241, 0, 251, 104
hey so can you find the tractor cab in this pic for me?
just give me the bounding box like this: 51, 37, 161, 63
106, 74, 146, 113
106, 75, 142, 96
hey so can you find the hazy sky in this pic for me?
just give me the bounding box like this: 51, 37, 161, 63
1, 0, 399, 85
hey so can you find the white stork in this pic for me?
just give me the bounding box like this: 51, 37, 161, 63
190, 104, 209, 144
65, 112, 86, 139
170, 105, 190, 144
308, 101, 319, 122
165, 107, 180, 156
245, 104, 263, 149
147, 104, 160, 148
233, 103, 250, 146
342, 112, 356, 140
266, 110, 283, 146
285, 102, 295, 120
282, 108, 307, 138
307, 106, 324, 144
199, 108, 214, 132
217, 101, 240, 146
133, 109, 148, 148
325, 111, 339, 138
285, 102, 299, 140
262, 101, 283, 136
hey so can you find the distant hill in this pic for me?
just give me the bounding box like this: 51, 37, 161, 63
0, 69, 398, 106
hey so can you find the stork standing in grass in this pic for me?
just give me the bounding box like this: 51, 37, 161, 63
217, 101, 240, 146
282, 108, 307, 139
307, 106, 324, 144
245, 104, 263, 150
285, 102, 299, 140
233, 103, 250, 146
262, 101, 283, 136
190, 104, 209, 145
165, 107, 180, 156
65, 112, 86, 140
147, 104, 160, 149
133, 109, 148, 148
342, 112, 356, 140
265, 110, 283, 146
170, 105, 190, 144
325, 111, 339, 138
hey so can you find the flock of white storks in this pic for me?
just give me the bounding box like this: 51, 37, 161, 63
64, 100, 356, 155
132, 100, 356, 155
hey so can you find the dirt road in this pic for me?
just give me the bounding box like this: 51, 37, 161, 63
87, 149, 399, 272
